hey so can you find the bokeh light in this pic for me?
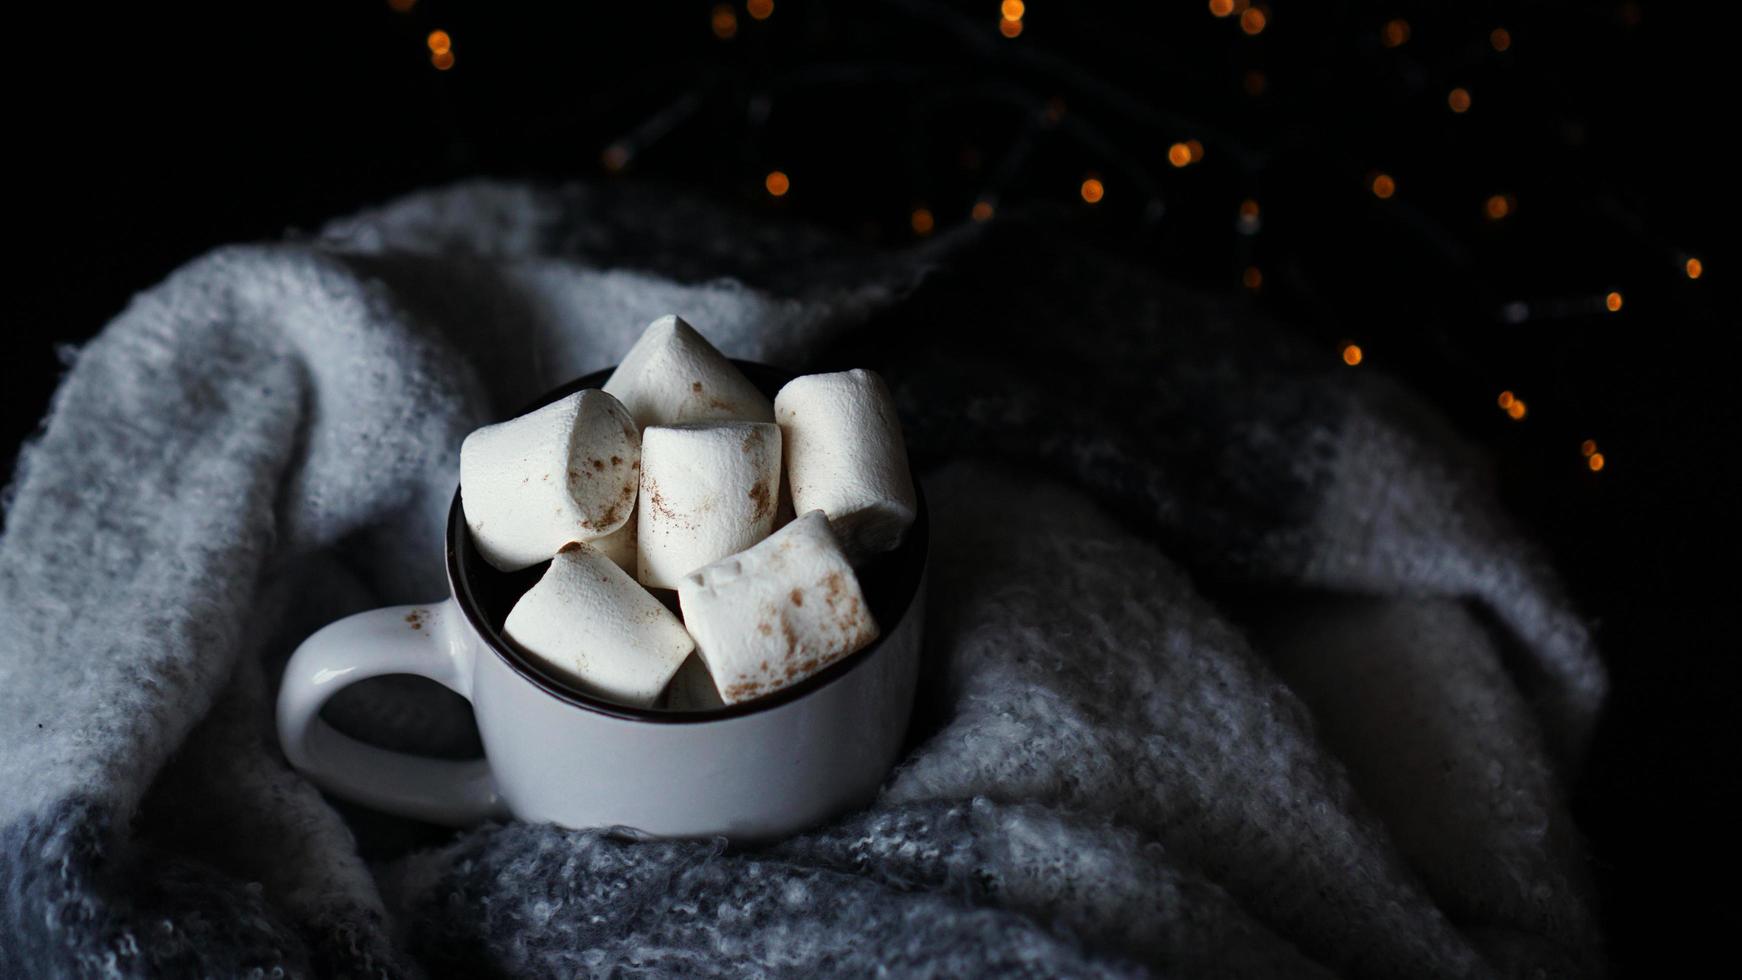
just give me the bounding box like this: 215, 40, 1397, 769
1238, 198, 1260, 233
712, 4, 738, 40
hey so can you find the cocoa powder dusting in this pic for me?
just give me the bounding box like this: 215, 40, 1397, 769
724, 680, 766, 701
591, 508, 615, 531
783, 656, 821, 681
646, 480, 677, 520
748, 481, 771, 519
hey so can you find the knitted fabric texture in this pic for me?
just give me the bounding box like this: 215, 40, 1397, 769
0, 181, 1605, 978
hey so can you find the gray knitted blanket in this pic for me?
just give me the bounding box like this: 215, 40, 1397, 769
0, 182, 1606, 978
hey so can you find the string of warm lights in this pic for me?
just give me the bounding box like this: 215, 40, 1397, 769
380, 0, 1710, 480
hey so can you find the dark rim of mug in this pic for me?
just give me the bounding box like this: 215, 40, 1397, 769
444, 360, 929, 724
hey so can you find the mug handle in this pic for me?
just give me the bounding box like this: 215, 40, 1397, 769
276, 598, 506, 826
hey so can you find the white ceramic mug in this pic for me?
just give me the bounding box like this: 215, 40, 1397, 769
276, 363, 928, 840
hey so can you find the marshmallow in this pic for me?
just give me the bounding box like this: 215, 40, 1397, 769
774, 369, 917, 558
664, 654, 725, 711
637, 421, 782, 589
504, 542, 693, 707
677, 511, 879, 705
591, 514, 637, 575
604, 315, 775, 428
461, 389, 640, 571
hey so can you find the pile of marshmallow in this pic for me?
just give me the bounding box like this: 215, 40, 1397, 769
459, 315, 917, 710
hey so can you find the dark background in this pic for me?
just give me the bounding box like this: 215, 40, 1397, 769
5, 1, 1734, 972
